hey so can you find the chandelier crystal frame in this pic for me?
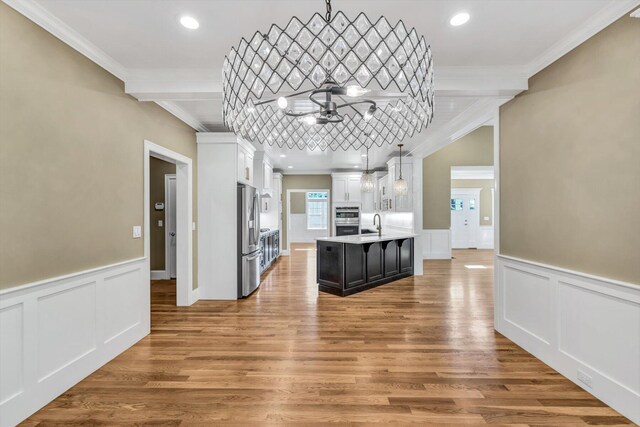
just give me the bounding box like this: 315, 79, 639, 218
222, 1, 434, 151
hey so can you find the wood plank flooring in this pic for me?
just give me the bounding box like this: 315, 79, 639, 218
23, 245, 633, 425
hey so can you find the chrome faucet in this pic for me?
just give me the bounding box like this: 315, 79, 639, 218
373, 213, 382, 237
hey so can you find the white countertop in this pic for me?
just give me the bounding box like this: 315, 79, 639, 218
316, 233, 416, 244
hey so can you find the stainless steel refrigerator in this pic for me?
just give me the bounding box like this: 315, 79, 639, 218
237, 184, 261, 298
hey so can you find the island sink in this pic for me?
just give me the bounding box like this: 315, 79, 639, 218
316, 234, 415, 296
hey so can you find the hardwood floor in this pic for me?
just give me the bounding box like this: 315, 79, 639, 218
23, 245, 632, 425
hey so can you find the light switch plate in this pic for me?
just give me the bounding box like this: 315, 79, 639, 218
483, 216, 490, 221
192, 222, 196, 230
133, 226, 142, 238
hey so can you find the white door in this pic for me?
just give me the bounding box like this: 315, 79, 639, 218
166, 175, 177, 279
450, 189, 480, 249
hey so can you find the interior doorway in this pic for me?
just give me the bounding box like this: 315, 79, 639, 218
144, 140, 194, 307
286, 189, 330, 252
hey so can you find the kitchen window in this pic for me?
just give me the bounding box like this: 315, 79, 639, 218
307, 192, 328, 230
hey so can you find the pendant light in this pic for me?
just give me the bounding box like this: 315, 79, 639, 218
360, 147, 375, 193
394, 144, 408, 196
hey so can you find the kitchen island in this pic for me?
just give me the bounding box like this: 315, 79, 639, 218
316, 234, 415, 296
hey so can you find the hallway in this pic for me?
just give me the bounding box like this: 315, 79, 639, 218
24, 247, 630, 425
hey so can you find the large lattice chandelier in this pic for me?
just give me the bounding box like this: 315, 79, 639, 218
222, 0, 434, 151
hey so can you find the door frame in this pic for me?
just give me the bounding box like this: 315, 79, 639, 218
285, 188, 331, 253
164, 174, 177, 280
450, 187, 482, 248
144, 140, 195, 306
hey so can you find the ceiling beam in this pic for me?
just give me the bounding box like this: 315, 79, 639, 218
124, 66, 528, 102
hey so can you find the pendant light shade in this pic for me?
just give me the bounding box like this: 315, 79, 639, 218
394, 144, 408, 196
360, 147, 375, 193
393, 177, 408, 196
361, 173, 375, 193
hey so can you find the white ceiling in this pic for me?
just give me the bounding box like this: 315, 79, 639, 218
12, 0, 635, 171
32, 0, 614, 70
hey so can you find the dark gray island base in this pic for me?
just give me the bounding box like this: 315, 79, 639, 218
316, 235, 415, 296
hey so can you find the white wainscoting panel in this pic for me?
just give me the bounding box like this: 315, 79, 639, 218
0, 304, 23, 406
0, 258, 149, 427
478, 225, 494, 249
496, 255, 640, 425
422, 229, 451, 259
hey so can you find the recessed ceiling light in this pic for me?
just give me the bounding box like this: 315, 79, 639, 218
450, 12, 470, 27
180, 16, 200, 30
287, 165, 293, 169
354, 165, 360, 168
280, 154, 287, 158
361, 154, 368, 157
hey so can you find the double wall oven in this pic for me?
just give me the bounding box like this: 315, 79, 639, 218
334, 206, 360, 236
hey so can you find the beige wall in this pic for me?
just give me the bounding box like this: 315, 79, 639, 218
150, 158, 176, 271
290, 192, 306, 214
282, 175, 332, 249
451, 179, 494, 226
422, 126, 494, 229
0, 4, 198, 289
500, 14, 640, 284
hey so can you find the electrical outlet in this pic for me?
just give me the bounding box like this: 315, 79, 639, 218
132, 226, 142, 239
577, 369, 593, 388
158, 220, 163, 227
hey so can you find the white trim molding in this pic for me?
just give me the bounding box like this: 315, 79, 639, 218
495, 254, 640, 425
422, 229, 451, 259
1, 0, 128, 80
451, 166, 495, 180
525, 0, 640, 76
0, 258, 149, 427
150, 270, 169, 280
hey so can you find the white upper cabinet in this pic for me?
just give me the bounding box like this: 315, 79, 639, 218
263, 162, 273, 191
332, 173, 362, 203
347, 176, 362, 202
237, 140, 255, 185
387, 157, 413, 212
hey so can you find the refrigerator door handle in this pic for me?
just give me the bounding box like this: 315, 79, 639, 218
252, 193, 260, 243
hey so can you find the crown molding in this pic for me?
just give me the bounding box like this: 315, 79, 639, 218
2, 0, 209, 132
156, 101, 208, 132
525, 0, 640, 77
196, 132, 237, 144
2, 0, 129, 80
631, 7, 640, 17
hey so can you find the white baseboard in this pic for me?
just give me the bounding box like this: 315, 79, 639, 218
191, 286, 199, 304
495, 254, 640, 425
477, 225, 495, 249
281, 250, 290, 256
422, 229, 451, 259
150, 270, 169, 280
0, 258, 149, 427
